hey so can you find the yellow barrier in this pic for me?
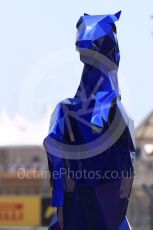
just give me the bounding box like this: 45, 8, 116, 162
0, 196, 41, 226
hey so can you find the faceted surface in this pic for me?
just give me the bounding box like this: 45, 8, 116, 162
44, 11, 135, 230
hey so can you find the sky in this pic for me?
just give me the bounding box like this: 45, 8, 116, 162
0, 0, 153, 127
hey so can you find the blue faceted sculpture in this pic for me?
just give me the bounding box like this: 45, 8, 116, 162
44, 11, 135, 230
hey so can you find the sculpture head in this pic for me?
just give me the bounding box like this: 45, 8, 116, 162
76, 11, 121, 67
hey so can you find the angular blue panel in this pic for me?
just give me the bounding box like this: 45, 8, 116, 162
119, 217, 131, 230
44, 11, 135, 230
115, 11, 122, 20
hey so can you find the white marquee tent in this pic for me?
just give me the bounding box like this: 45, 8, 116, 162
0, 108, 50, 148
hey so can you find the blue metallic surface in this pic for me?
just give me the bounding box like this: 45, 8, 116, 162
44, 11, 135, 230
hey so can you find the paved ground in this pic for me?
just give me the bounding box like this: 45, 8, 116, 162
0, 228, 46, 230
0, 226, 151, 230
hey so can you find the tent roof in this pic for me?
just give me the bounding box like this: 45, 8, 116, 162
0, 108, 50, 148
136, 111, 153, 140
